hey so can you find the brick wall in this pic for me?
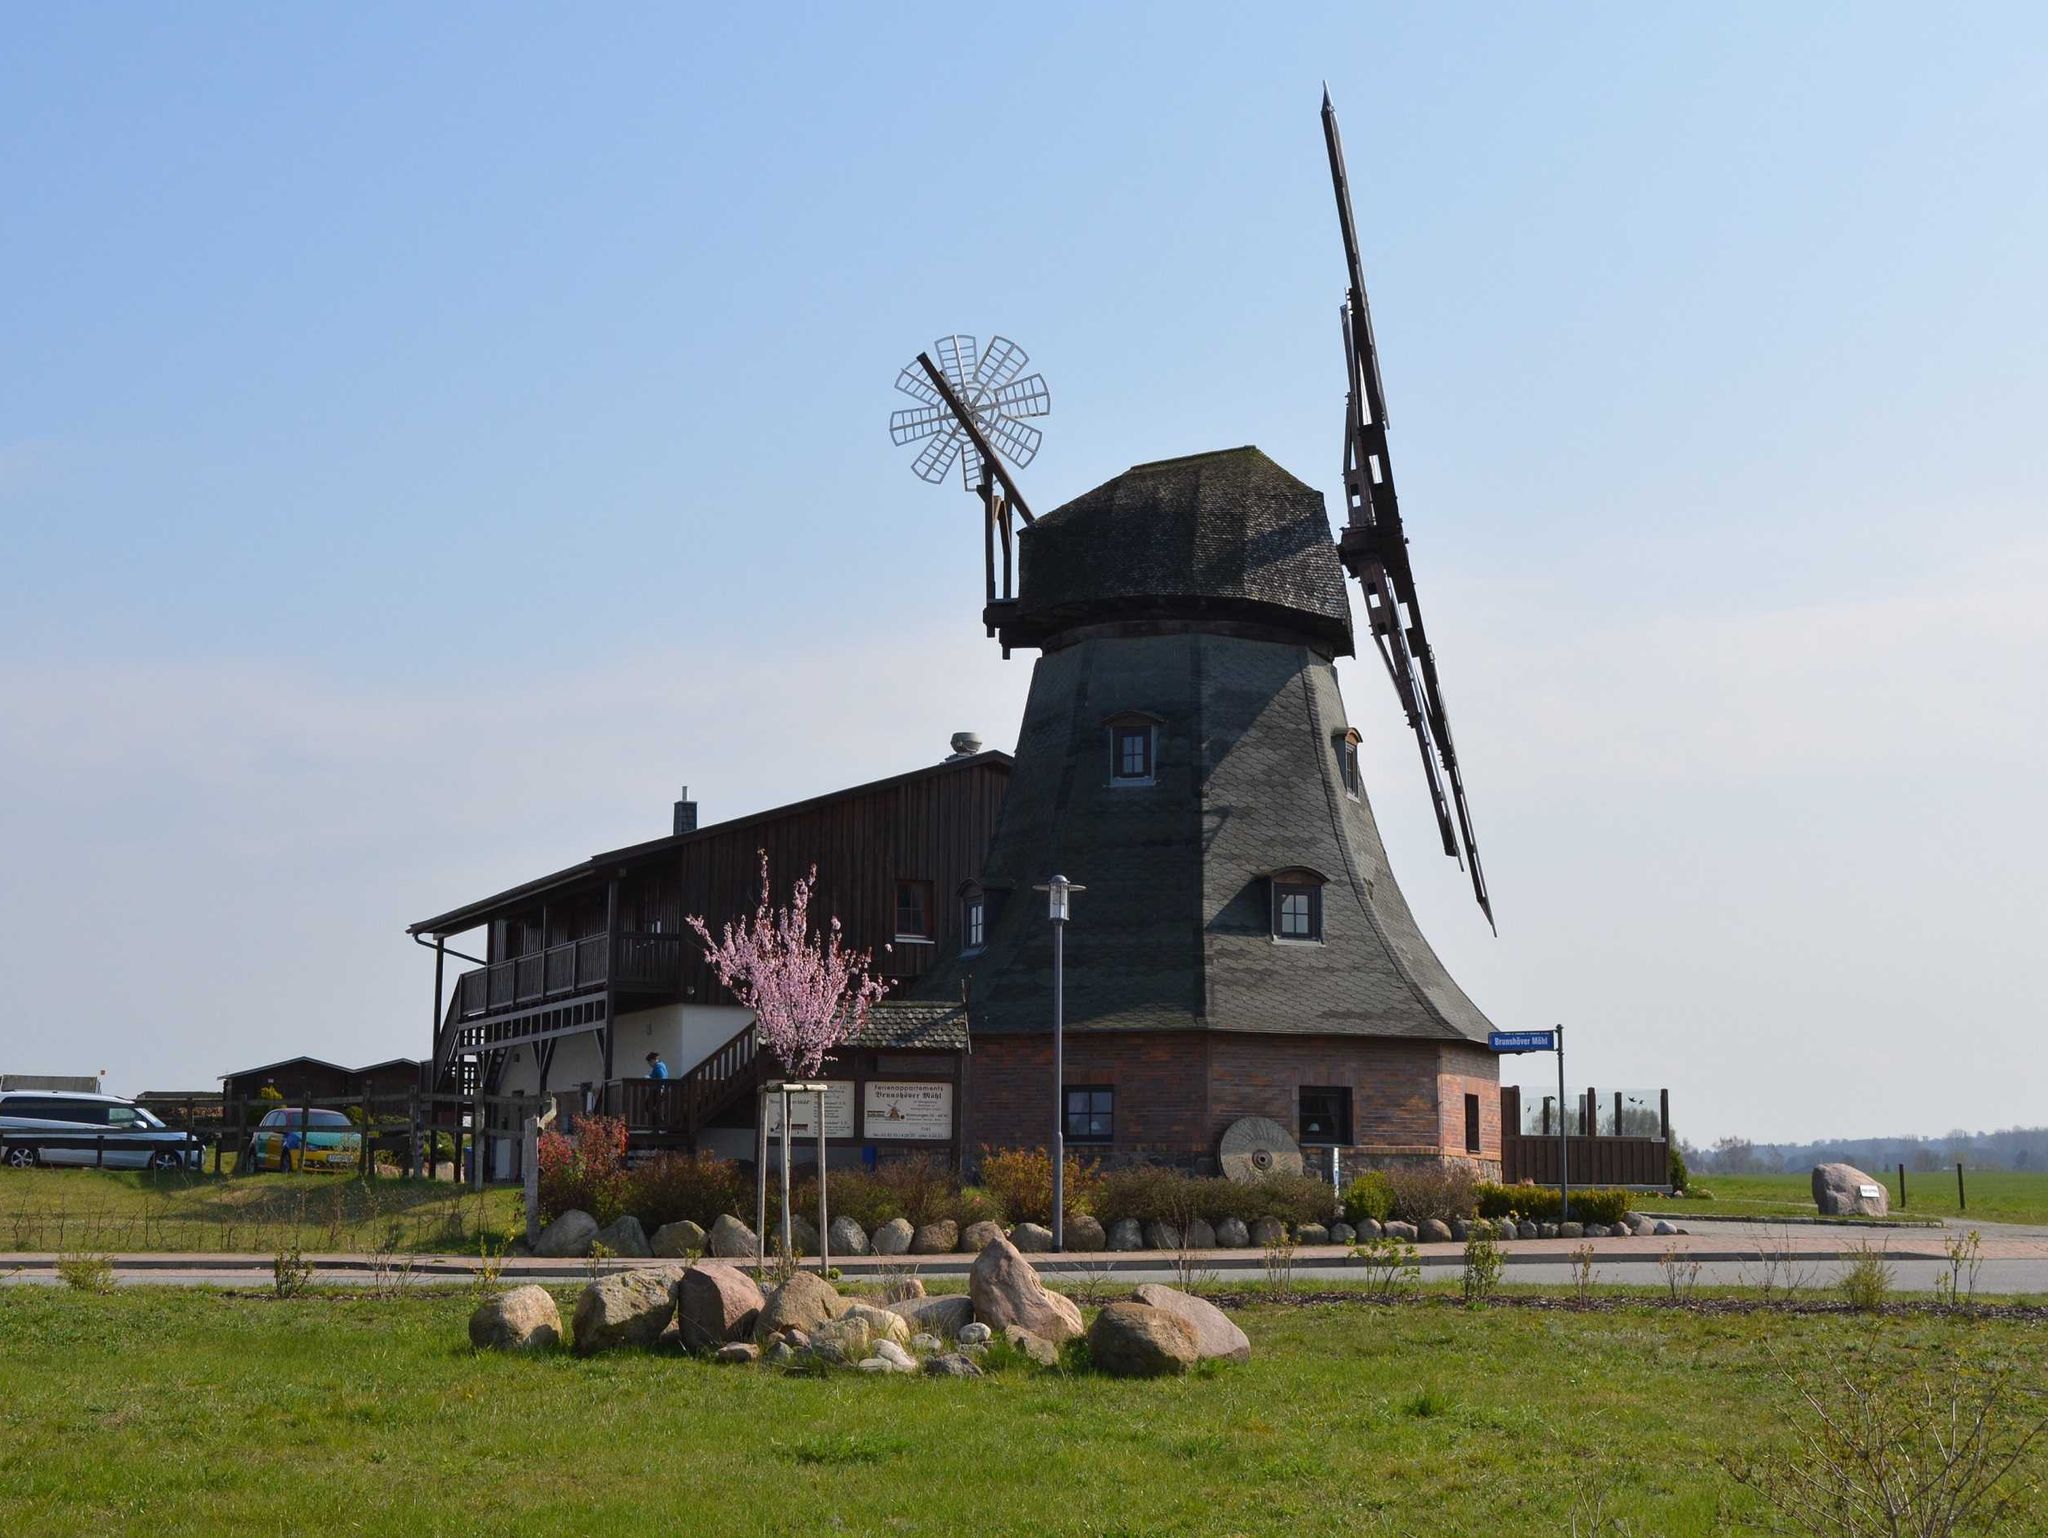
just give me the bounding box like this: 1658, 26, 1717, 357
963, 1029, 1497, 1170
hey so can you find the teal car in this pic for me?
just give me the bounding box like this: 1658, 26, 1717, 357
248, 1107, 362, 1172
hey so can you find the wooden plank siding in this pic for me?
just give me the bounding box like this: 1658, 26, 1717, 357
444, 757, 1010, 1020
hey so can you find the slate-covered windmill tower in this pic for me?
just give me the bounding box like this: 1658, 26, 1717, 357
895, 96, 1504, 1175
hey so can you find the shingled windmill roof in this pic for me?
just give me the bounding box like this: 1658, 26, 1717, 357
998, 446, 1355, 656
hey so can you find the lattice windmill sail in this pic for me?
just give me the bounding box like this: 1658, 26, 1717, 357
891, 334, 1050, 489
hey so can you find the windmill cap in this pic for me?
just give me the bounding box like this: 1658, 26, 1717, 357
1002, 446, 1354, 655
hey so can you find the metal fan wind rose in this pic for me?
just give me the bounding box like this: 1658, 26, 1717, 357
889, 335, 1050, 489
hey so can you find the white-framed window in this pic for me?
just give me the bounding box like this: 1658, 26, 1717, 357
962, 892, 986, 953
1340, 733, 1362, 799
1112, 724, 1153, 783
1270, 869, 1325, 943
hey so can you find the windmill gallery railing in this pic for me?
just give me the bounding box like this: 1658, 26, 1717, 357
455, 932, 682, 1020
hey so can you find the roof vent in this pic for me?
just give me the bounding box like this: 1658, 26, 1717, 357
947, 732, 983, 760
673, 786, 698, 836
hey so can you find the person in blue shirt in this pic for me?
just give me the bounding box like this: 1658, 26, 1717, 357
645, 1052, 669, 1080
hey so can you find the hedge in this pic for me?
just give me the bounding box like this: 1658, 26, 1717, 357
1475, 1181, 1634, 1226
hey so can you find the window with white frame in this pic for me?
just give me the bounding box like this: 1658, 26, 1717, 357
1270, 870, 1325, 942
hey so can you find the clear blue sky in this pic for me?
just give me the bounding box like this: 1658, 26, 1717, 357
4, 4, 2043, 1143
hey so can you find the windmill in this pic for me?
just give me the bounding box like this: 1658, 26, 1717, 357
1322, 90, 1494, 932
890, 334, 1051, 643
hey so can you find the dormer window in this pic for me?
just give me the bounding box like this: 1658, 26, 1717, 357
1336, 728, 1362, 800
961, 885, 986, 954
1269, 868, 1326, 943
1105, 711, 1162, 786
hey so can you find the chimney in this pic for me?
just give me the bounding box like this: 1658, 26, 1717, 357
672, 785, 698, 836
947, 731, 983, 761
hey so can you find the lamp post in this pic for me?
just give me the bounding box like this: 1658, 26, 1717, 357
1033, 874, 1085, 1251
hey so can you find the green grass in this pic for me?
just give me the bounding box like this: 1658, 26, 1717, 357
2, 1287, 2043, 1535
0, 1168, 523, 1254
1662, 1170, 2048, 1227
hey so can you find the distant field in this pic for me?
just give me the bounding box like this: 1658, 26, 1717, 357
1658, 1170, 2048, 1227
0, 1168, 522, 1254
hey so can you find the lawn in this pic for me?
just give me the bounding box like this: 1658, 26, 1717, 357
3, 1286, 2043, 1536
0, 1168, 523, 1254
1658, 1170, 2048, 1227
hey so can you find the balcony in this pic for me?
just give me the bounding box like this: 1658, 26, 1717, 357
455, 932, 684, 1022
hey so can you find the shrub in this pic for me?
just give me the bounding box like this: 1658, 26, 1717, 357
1383, 1163, 1479, 1224
536, 1115, 630, 1226
1242, 1171, 1338, 1229
1461, 1231, 1503, 1307
624, 1150, 746, 1232
950, 1185, 1003, 1229
976, 1146, 1104, 1225
1474, 1182, 1633, 1226
1096, 1165, 1192, 1225
1668, 1142, 1689, 1193
1342, 1170, 1395, 1225
870, 1152, 957, 1229
1839, 1243, 1894, 1312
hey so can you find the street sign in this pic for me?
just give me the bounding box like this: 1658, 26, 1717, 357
1488, 1030, 1557, 1054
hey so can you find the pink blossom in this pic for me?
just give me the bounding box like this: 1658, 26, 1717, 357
686, 853, 888, 1080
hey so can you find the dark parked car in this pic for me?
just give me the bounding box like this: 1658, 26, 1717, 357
0, 1092, 203, 1170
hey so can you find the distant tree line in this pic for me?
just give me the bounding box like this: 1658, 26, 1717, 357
1682, 1125, 2048, 1175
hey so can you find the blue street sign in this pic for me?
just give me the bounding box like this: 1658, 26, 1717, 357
1488, 1030, 1557, 1054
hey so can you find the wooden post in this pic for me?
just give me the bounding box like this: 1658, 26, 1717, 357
408, 1089, 422, 1181
816, 1087, 829, 1275
755, 1086, 769, 1273
1957, 1162, 1966, 1212
1899, 1162, 1908, 1208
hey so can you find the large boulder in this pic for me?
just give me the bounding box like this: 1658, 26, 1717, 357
1328, 1222, 1356, 1245
888, 1293, 974, 1338
676, 1262, 765, 1350
924, 1351, 983, 1378
651, 1219, 707, 1259
1066, 1214, 1106, 1252
708, 1214, 759, 1260
1143, 1220, 1184, 1251
1010, 1222, 1055, 1253
572, 1267, 682, 1354
1185, 1218, 1217, 1249
1383, 1221, 1418, 1243
911, 1220, 959, 1255
1132, 1283, 1251, 1363
594, 1214, 652, 1258
755, 1271, 849, 1342
1813, 1163, 1890, 1218
880, 1274, 925, 1303
533, 1209, 598, 1258
1087, 1301, 1198, 1377
841, 1301, 911, 1346
1107, 1218, 1145, 1252
468, 1285, 561, 1351
871, 1217, 915, 1255
808, 1314, 872, 1365
1249, 1217, 1286, 1247
1418, 1219, 1453, 1244
1297, 1222, 1330, 1245
968, 1236, 1084, 1344
960, 1220, 1005, 1253
784, 1215, 820, 1257
1214, 1216, 1250, 1248
827, 1216, 869, 1257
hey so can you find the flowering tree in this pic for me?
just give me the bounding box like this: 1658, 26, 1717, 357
687, 853, 888, 1267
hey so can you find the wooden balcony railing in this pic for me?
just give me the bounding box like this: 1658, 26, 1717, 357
455, 932, 685, 1021
598, 1022, 758, 1135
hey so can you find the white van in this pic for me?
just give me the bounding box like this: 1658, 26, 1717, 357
0, 1091, 202, 1170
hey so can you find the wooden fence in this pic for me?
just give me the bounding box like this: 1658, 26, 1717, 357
1500, 1086, 1673, 1189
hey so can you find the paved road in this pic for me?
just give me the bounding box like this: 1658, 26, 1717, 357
8, 1218, 2045, 1295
